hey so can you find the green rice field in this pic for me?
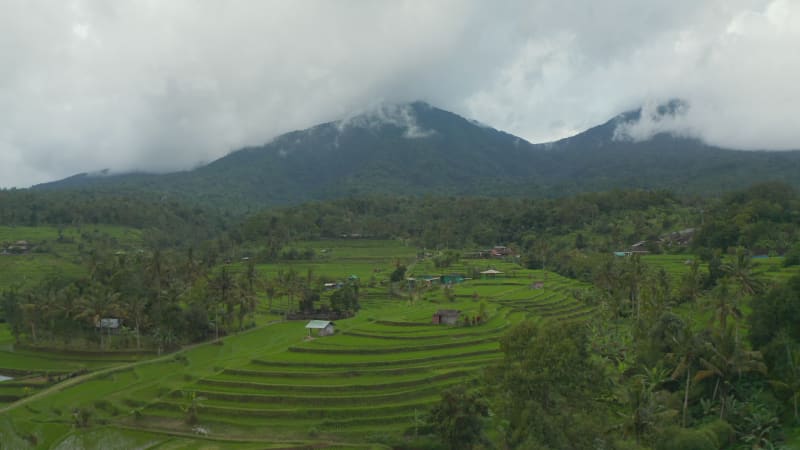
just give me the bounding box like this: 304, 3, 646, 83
0, 240, 594, 448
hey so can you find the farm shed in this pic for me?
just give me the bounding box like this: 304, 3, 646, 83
432, 309, 461, 325
440, 274, 466, 284
305, 320, 335, 336
95, 318, 121, 334
480, 269, 504, 278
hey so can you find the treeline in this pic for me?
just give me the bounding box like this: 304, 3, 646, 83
237, 189, 694, 252
0, 189, 228, 247
0, 248, 360, 351
0, 249, 259, 351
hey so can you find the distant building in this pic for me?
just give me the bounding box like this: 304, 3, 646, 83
432, 309, 460, 325
305, 320, 335, 337
96, 318, 121, 334
491, 246, 513, 257
480, 269, 504, 278
6, 240, 31, 254
440, 274, 466, 284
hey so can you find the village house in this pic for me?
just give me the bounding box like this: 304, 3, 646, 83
96, 317, 121, 335
432, 309, 460, 325
480, 269, 504, 278
305, 320, 335, 337
490, 245, 513, 257
4, 240, 31, 254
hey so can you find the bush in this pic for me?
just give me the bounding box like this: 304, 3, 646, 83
655, 421, 733, 450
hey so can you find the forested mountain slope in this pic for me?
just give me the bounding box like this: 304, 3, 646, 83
33, 102, 800, 210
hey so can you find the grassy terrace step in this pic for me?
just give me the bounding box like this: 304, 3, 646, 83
287, 338, 496, 355
139, 408, 413, 433
554, 308, 596, 321
537, 304, 593, 318
303, 333, 497, 349
521, 300, 585, 312
349, 317, 508, 335
341, 324, 510, 340
204, 370, 471, 390
373, 320, 431, 327
254, 346, 499, 366
150, 396, 438, 420
198, 370, 472, 393
224, 356, 498, 378
243, 354, 501, 375
181, 382, 461, 407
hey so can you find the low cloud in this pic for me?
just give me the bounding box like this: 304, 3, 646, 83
337, 103, 435, 139
1, 1, 798, 188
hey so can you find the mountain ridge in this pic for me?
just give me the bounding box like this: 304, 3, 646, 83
33, 101, 800, 210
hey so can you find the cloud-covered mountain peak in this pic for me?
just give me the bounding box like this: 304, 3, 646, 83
613, 99, 699, 143
336, 101, 436, 139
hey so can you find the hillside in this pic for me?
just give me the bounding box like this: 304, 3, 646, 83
33, 101, 800, 209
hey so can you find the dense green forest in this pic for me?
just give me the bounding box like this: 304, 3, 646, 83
1, 182, 800, 448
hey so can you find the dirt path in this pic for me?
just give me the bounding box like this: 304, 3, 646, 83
0, 320, 284, 415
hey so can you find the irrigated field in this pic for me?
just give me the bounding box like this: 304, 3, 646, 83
1, 241, 594, 448
0, 225, 142, 289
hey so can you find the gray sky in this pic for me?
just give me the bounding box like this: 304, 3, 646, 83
2, 0, 799, 188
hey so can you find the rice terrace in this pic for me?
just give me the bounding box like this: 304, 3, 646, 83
0, 237, 592, 448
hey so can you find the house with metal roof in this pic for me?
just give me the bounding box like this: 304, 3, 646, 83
305, 320, 335, 336
432, 309, 461, 325
479, 269, 504, 278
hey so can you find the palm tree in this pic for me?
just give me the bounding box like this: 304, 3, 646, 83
679, 259, 704, 303
723, 248, 765, 297
624, 365, 673, 445
769, 340, 800, 423
706, 279, 742, 332
75, 285, 121, 349
626, 254, 647, 321
144, 249, 165, 323
122, 295, 148, 350
666, 326, 703, 427
694, 325, 767, 419
20, 292, 46, 343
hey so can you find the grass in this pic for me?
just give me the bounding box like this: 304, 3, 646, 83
0, 225, 142, 289
1, 239, 594, 448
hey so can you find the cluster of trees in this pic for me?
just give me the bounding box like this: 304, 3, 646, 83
0, 189, 228, 247
236, 189, 691, 250
420, 247, 800, 449
1, 250, 261, 351
0, 249, 362, 350
693, 182, 800, 254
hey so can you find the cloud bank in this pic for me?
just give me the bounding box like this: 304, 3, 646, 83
1, 0, 798, 187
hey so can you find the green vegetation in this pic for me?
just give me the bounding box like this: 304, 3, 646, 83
1, 182, 800, 448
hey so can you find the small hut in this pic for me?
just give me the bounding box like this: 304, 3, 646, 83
95, 318, 121, 335
480, 269, 504, 279
432, 309, 461, 325
305, 320, 335, 337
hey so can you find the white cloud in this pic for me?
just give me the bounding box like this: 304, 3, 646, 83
0, 0, 798, 188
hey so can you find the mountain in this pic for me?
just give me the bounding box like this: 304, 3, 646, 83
34, 101, 800, 210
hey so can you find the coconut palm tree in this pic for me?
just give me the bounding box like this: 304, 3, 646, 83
723, 248, 765, 297
706, 279, 742, 332
666, 326, 704, 427
75, 285, 121, 349
694, 325, 767, 419
769, 341, 800, 423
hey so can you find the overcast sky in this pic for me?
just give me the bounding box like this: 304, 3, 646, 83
1, 0, 799, 188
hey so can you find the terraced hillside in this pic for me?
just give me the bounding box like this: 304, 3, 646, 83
135, 265, 592, 440
1, 242, 595, 448
0, 225, 142, 289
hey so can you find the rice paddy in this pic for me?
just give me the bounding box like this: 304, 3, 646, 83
1, 240, 595, 447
